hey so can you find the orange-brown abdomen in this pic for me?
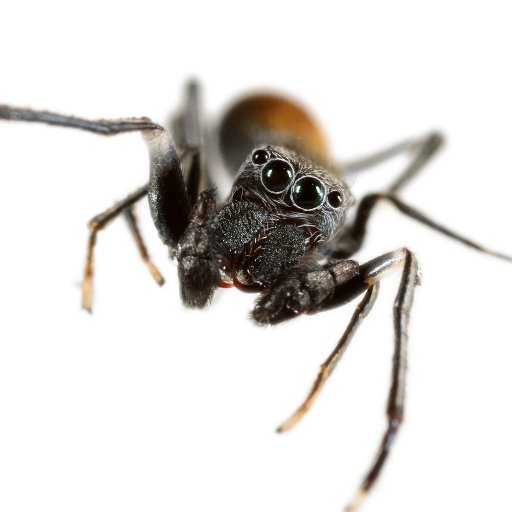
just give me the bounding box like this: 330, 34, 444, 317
219, 94, 330, 172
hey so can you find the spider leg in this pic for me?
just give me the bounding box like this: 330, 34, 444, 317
254, 248, 419, 511
343, 131, 443, 193
345, 248, 418, 511
330, 193, 512, 261
276, 283, 379, 433
0, 101, 190, 247
1, 96, 199, 306
176, 188, 220, 308
171, 81, 211, 204
82, 185, 164, 312
144, 121, 192, 249
124, 207, 165, 285
0, 105, 163, 134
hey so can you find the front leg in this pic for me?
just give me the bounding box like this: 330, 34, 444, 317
252, 258, 360, 324
143, 128, 192, 247
254, 248, 420, 511
176, 189, 220, 308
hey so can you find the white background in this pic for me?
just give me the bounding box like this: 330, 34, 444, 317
1, 2, 511, 512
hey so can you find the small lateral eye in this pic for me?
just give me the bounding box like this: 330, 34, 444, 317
252, 149, 270, 165
291, 177, 326, 210
261, 160, 294, 193
327, 190, 343, 208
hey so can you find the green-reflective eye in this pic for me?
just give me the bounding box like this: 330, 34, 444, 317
291, 177, 325, 210
261, 160, 294, 193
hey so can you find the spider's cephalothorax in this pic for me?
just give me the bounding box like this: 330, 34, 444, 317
210, 145, 352, 289
1, 81, 509, 511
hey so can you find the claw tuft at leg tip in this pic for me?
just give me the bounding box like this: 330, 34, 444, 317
344, 488, 367, 512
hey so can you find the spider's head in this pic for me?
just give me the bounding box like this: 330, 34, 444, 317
228, 146, 352, 246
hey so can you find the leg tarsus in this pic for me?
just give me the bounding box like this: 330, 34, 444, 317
82, 223, 98, 313
344, 419, 401, 511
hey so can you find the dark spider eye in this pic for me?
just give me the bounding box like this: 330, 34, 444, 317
261, 160, 294, 193
327, 190, 343, 208
252, 149, 270, 165
291, 177, 326, 210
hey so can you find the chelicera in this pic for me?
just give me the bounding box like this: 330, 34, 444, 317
1, 82, 510, 511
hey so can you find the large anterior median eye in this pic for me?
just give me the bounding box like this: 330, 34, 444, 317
261, 160, 294, 193
291, 176, 326, 210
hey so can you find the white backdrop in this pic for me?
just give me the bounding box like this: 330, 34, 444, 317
1, 2, 511, 512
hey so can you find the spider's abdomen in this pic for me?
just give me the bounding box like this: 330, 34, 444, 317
211, 201, 306, 287
219, 94, 330, 172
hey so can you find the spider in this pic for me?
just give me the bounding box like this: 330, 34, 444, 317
1, 82, 510, 511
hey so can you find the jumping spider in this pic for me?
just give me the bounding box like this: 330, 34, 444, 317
1, 82, 509, 511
